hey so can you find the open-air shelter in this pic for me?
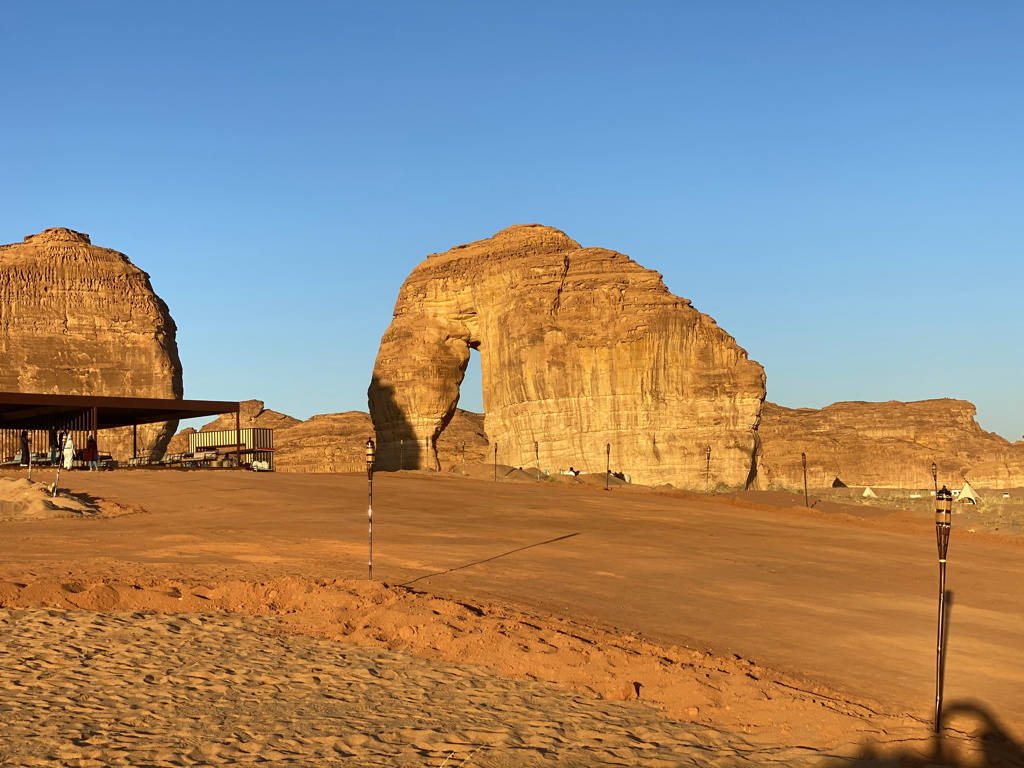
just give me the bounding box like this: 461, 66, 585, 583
0, 392, 240, 463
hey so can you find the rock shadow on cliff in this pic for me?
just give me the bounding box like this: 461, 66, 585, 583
367, 374, 424, 471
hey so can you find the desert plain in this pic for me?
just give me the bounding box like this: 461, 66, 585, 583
1, 468, 1023, 767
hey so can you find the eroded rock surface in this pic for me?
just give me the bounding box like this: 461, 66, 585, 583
368, 225, 765, 488
0, 228, 182, 459
759, 399, 1024, 489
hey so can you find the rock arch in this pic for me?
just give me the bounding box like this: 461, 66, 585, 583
368, 225, 765, 489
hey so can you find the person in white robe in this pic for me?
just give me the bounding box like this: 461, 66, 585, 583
62, 434, 76, 470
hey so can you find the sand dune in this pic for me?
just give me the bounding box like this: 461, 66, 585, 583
2, 606, 839, 767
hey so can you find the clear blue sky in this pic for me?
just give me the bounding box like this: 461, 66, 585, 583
3, 2, 1021, 440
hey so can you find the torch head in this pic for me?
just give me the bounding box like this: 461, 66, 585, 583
365, 438, 376, 471
935, 485, 952, 526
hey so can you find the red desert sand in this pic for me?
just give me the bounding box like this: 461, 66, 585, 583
1, 468, 1023, 767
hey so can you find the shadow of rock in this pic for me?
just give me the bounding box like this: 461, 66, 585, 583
367, 375, 423, 471
819, 701, 1024, 767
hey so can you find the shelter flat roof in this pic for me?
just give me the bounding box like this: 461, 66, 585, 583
0, 392, 239, 431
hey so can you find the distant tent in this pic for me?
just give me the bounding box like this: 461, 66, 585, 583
832, 477, 847, 488
958, 482, 979, 504
862, 486, 878, 498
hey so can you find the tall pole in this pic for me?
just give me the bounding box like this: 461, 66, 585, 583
934, 485, 952, 732
400, 438, 404, 471
705, 445, 711, 495
91, 407, 98, 462
931, 462, 938, 496
605, 443, 611, 491
493, 443, 498, 481
366, 438, 376, 580
534, 440, 540, 482
52, 432, 68, 497
461, 441, 466, 472
801, 452, 809, 507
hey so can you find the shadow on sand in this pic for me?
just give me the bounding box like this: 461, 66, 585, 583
400, 533, 581, 587
822, 701, 1024, 767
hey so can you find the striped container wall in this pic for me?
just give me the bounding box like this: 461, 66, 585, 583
189, 428, 275, 470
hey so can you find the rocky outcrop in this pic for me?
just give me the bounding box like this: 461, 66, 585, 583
169, 399, 301, 441
171, 400, 488, 474
368, 225, 766, 489
0, 228, 182, 459
759, 399, 1024, 489
272, 412, 374, 473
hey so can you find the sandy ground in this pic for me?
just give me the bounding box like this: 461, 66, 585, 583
1, 468, 1023, 766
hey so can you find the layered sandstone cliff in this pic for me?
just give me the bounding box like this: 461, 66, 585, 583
368, 225, 766, 488
759, 399, 1024, 489
0, 228, 183, 459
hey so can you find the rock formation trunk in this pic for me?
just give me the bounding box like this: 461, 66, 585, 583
369, 225, 765, 489
0, 228, 183, 460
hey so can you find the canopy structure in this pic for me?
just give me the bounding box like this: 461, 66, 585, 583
0, 392, 240, 461
958, 482, 979, 504
0, 392, 239, 431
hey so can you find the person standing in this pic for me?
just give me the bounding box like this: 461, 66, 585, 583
19, 430, 30, 467
48, 427, 59, 466
84, 434, 99, 472
63, 433, 76, 471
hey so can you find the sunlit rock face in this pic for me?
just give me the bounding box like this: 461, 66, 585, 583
0, 228, 183, 459
368, 224, 766, 489
758, 399, 1024, 489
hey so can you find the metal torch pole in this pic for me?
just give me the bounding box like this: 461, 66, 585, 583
493, 443, 498, 482
934, 485, 952, 732
366, 438, 375, 580
801, 452, 809, 507
705, 445, 711, 495
534, 440, 540, 483
605, 443, 611, 491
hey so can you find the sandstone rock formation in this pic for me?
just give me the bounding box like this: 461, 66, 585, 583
0, 228, 182, 459
758, 399, 1024, 489
171, 399, 488, 474
368, 225, 766, 489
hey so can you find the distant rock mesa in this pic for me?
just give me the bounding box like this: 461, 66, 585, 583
368, 225, 766, 488
758, 399, 1024, 489
0, 228, 183, 458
